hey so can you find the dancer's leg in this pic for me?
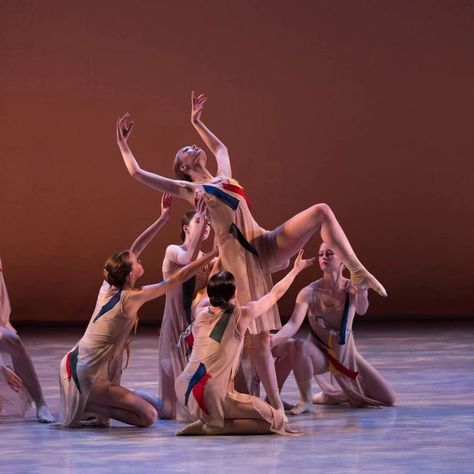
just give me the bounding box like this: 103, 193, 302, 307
270, 204, 386, 296
158, 368, 177, 419
354, 354, 396, 405
0, 328, 55, 422
271, 341, 294, 410
252, 332, 283, 412
177, 418, 272, 435
87, 384, 158, 427
289, 340, 328, 415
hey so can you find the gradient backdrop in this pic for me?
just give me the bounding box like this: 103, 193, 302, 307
1, 0, 473, 323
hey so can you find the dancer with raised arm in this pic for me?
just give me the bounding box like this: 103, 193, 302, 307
0, 258, 55, 422
59, 195, 217, 428
175, 250, 314, 435
158, 198, 212, 420
116, 92, 386, 415
271, 243, 396, 415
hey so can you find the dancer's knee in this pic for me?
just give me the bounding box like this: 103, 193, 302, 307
312, 203, 333, 220
2, 331, 25, 356
140, 405, 158, 427
291, 339, 307, 359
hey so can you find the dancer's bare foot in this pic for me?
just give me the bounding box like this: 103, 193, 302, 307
176, 419, 205, 435
350, 267, 387, 297
287, 401, 312, 416
312, 391, 346, 405
37, 404, 55, 423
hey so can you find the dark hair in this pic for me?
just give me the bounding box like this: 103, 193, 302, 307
207, 271, 236, 308
103, 251, 132, 288
173, 148, 193, 182
180, 210, 197, 242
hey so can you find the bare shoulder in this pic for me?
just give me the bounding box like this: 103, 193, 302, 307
297, 282, 319, 303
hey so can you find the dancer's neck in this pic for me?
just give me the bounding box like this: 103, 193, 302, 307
321, 271, 344, 290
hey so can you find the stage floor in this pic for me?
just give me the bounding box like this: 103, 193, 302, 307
1, 322, 473, 474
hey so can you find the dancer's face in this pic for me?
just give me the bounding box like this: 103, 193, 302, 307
177, 145, 207, 175
128, 252, 144, 281
184, 213, 211, 242
318, 243, 343, 273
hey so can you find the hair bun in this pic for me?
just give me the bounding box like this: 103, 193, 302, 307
209, 296, 227, 308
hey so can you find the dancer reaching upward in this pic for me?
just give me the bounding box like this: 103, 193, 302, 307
158, 198, 212, 420
175, 250, 314, 436
116, 91, 386, 415
271, 242, 396, 415
59, 195, 217, 428
0, 258, 55, 422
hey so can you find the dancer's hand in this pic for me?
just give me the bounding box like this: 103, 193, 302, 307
348, 284, 368, 295
191, 91, 207, 124
293, 249, 316, 273
116, 113, 134, 145
160, 193, 173, 220
194, 195, 209, 223
1, 365, 23, 393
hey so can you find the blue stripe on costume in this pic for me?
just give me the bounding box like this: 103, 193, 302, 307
203, 185, 239, 210
184, 362, 207, 406
93, 290, 122, 322
338, 293, 350, 346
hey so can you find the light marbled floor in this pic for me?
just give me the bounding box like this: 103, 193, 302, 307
1, 322, 473, 474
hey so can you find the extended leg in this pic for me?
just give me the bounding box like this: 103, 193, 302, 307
270, 204, 386, 296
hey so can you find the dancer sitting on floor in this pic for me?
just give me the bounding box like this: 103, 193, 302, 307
0, 258, 55, 422
117, 91, 386, 417
158, 198, 212, 420
59, 195, 217, 428
271, 242, 396, 415
175, 250, 314, 436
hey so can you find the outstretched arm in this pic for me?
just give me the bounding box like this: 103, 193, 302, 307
116, 113, 195, 202
191, 92, 231, 178
270, 287, 311, 349
129, 194, 173, 258
165, 197, 209, 266
129, 248, 218, 308
239, 250, 315, 333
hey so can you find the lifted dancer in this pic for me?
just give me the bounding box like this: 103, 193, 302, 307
116, 92, 386, 415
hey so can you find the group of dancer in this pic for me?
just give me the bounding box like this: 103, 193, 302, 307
0, 92, 395, 435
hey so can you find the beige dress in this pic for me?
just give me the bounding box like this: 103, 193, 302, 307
175, 305, 292, 435
307, 280, 392, 407
0, 260, 32, 417
59, 281, 136, 427
158, 248, 209, 421
202, 178, 289, 334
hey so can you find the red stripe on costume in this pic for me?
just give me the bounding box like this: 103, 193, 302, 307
185, 333, 194, 349
192, 374, 211, 415
222, 183, 252, 209
66, 351, 72, 379
324, 350, 358, 380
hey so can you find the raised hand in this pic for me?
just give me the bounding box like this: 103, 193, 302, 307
191, 91, 207, 124
293, 249, 316, 273
1, 365, 23, 393
116, 113, 134, 145
348, 284, 369, 295
160, 193, 173, 220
